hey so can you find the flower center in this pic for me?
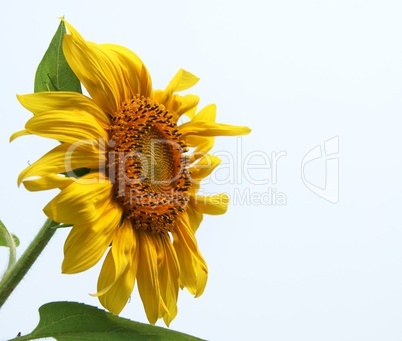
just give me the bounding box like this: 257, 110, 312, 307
108, 95, 191, 233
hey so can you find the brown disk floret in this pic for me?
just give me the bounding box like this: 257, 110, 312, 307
108, 95, 191, 233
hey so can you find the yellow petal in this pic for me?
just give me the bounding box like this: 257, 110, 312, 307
10, 130, 31, 142
25, 110, 107, 144
195, 260, 208, 296
137, 232, 160, 324
62, 202, 122, 273
192, 104, 216, 122
63, 21, 128, 114
179, 121, 251, 137
97, 220, 139, 314
172, 212, 208, 297
158, 235, 179, 326
186, 135, 215, 155
17, 92, 110, 128
195, 137, 215, 155
184, 104, 198, 119
190, 194, 229, 215
184, 105, 216, 152
44, 173, 113, 224
185, 205, 204, 233
165, 94, 199, 121
18, 142, 104, 186
189, 154, 221, 182
110, 221, 136, 285
96, 219, 137, 296
97, 252, 138, 314
152, 89, 163, 103
158, 69, 199, 105
95, 249, 115, 296
166, 69, 199, 92
102, 44, 152, 98
23, 174, 74, 191
96, 219, 135, 296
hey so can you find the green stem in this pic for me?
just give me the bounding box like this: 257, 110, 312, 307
0, 218, 59, 309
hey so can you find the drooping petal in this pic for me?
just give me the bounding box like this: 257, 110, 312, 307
17, 92, 110, 128
96, 219, 137, 295
97, 254, 137, 314
110, 223, 134, 277
136, 231, 160, 324
62, 202, 122, 273
44, 173, 113, 224
95, 249, 115, 296
97, 219, 139, 314
158, 235, 180, 326
18, 142, 104, 186
172, 212, 208, 297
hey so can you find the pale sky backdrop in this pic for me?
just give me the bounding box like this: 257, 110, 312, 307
1, 1, 402, 340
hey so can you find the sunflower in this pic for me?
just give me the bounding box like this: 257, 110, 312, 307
12, 20, 250, 326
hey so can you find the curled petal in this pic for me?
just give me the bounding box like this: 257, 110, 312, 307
10, 130, 30, 142
157, 69, 199, 105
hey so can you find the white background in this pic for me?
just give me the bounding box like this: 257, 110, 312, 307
1, 1, 402, 340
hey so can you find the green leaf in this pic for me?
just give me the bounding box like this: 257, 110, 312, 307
15, 301, 205, 341
0, 231, 20, 248
34, 21, 82, 93
0, 220, 19, 275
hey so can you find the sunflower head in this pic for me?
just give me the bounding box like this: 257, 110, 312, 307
13, 20, 251, 326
